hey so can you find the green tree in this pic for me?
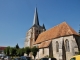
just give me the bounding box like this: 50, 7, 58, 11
25, 47, 31, 56
31, 46, 39, 60
20, 48, 25, 56
15, 43, 19, 49
4, 46, 10, 56
16, 49, 21, 56
14, 47, 17, 56
4, 47, 7, 55
15, 43, 20, 57
9, 47, 15, 58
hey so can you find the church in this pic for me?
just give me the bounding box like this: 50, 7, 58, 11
24, 7, 80, 60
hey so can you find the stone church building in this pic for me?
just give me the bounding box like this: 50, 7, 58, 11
24, 7, 80, 60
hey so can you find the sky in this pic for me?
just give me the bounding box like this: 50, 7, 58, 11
0, 0, 80, 48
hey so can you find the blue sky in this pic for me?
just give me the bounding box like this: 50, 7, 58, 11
0, 0, 80, 48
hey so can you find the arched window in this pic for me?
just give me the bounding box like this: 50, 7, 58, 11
56, 41, 59, 52
65, 39, 70, 52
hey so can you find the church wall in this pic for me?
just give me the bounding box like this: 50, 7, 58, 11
63, 35, 79, 60
52, 35, 79, 60
32, 27, 44, 45
36, 48, 49, 59
52, 37, 63, 60
24, 29, 32, 47
33, 35, 79, 60
63, 35, 74, 60
49, 41, 53, 57
32, 27, 35, 45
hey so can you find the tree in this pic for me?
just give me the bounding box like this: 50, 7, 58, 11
20, 48, 25, 56
15, 47, 18, 56
16, 49, 21, 57
25, 47, 31, 56
9, 47, 15, 58
31, 46, 39, 60
4, 47, 7, 55
15, 43, 19, 49
4, 46, 26, 57
4, 46, 10, 56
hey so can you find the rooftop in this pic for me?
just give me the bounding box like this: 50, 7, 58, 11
35, 22, 78, 44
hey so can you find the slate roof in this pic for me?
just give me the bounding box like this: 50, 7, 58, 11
35, 22, 78, 44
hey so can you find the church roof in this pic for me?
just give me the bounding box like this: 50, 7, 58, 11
39, 40, 51, 48
35, 22, 79, 44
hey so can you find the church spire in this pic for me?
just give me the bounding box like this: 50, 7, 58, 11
33, 7, 39, 26
42, 24, 45, 29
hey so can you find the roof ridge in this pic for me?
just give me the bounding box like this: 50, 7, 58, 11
51, 22, 67, 29
64, 22, 78, 35
42, 22, 66, 33
35, 21, 79, 44
36, 22, 68, 40
64, 22, 73, 34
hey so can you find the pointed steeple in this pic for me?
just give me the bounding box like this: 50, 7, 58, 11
42, 24, 45, 29
33, 7, 39, 26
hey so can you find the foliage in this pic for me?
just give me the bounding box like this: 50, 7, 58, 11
15, 47, 25, 56
4, 48, 7, 55
4, 45, 39, 59
13, 47, 17, 56
4, 46, 25, 57
43, 55, 54, 58
15, 43, 19, 49
25, 47, 31, 56
4, 46, 17, 57
31, 46, 39, 59
43, 55, 49, 58
9, 47, 14, 56
16, 49, 21, 56
19, 48, 25, 56
4, 46, 10, 56
4, 45, 23, 57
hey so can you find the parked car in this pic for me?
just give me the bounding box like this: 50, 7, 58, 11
70, 55, 80, 60
14, 57, 20, 60
14, 58, 18, 60
14, 56, 31, 60
20, 56, 31, 60
1, 56, 6, 59
4, 56, 11, 60
41, 58, 57, 60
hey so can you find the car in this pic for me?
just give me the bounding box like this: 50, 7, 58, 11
4, 56, 11, 60
20, 56, 31, 60
70, 55, 80, 60
14, 58, 20, 60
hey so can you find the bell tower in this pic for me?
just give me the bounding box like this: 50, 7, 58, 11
24, 7, 46, 47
